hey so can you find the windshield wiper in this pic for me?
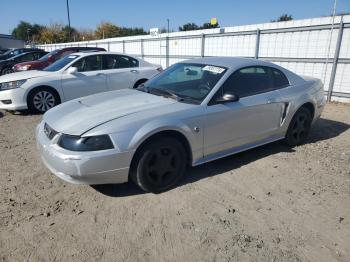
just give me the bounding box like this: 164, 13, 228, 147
150, 88, 184, 101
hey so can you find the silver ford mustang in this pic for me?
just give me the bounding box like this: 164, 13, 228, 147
36, 57, 325, 193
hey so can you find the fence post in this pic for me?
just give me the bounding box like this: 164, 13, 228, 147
122, 40, 125, 54
166, 36, 170, 68
255, 29, 260, 59
201, 34, 205, 57
141, 38, 144, 59
327, 19, 344, 102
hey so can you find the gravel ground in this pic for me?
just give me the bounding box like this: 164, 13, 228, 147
0, 103, 349, 262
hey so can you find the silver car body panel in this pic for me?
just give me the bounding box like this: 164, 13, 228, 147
36, 57, 325, 185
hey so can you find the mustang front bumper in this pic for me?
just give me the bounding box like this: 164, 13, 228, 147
36, 121, 133, 185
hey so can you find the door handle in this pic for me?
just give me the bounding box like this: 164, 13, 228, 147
130, 70, 138, 73
96, 73, 105, 77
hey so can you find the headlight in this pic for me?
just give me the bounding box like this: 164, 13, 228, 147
0, 79, 27, 91
58, 134, 114, 151
17, 65, 31, 71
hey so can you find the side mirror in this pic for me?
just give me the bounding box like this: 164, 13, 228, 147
67, 67, 78, 74
216, 92, 240, 103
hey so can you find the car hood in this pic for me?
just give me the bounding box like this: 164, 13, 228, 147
0, 70, 54, 82
44, 89, 179, 136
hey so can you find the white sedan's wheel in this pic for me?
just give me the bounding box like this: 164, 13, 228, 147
33, 91, 56, 112
28, 88, 59, 114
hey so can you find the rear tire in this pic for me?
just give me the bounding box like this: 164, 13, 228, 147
130, 137, 187, 193
284, 107, 312, 146
27, 87, 60, 114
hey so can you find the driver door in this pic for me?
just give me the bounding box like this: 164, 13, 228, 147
61, 55, 108, 101
204, 66, 285, 157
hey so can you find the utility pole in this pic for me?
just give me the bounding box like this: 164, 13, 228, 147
167, 18, 170, 35
66, 0, 71, 41
27, 28, 30, 43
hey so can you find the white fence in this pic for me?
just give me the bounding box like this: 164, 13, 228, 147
36, 15, 350, 102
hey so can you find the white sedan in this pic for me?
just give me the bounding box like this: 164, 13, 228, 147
0, 51, 162, 113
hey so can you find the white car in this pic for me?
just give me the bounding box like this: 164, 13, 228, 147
0, 52, 162, 113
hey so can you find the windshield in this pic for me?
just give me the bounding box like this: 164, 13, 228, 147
39, 49, 59, 61
43, 55, 79, 72
141, 63, 227, 104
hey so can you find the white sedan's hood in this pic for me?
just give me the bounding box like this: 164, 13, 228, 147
44, 89, 178, 136
0, 70, 54, 82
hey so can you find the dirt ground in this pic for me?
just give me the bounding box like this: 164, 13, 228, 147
0, 103, 349, 262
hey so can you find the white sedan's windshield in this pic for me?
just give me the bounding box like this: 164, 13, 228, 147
43, 55, 79, 72
142, 63, 227, 104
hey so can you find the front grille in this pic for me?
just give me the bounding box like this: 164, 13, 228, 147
44, 123, 58, 140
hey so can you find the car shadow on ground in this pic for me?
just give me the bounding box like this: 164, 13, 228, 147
92, 117, 349, 197
0, 111, 3, 119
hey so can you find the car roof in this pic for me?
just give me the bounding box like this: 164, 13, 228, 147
11, 50, 46, 58
59, 47, 105, 51
183, 57, 278, 69
68, 51, 135, 57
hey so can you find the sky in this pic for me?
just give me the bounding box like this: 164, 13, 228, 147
0, 0, 349, 34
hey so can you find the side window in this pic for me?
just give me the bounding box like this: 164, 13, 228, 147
103, 55, 118, 70
272, 68, 289, 89
16, 53, 34, 63
103, 55, 139, 69
34, 52, 45, 60
222, 66, 274, 98
72, 55, 103, 72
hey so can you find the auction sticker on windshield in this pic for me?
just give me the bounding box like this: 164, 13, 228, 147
203, 65, 225, 74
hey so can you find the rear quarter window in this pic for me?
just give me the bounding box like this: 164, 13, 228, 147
272, 68, 289, 89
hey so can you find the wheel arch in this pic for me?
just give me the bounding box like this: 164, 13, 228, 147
292, 101, 315, 121
299, 102, 315, 120
132, 78, 148, 89
26, 85, 62, 105
1, 66, 13, 74
130, 129, 193, 172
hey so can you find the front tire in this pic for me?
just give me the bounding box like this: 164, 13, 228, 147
284, 107, 312, 146
133, 79, 147, 89
130, 137, 187, 193
1, 68, 14, 75
27, 87, 60, 114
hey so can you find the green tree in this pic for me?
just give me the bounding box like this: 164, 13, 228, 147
179, 21, 219, 31
95, 22, 121, 39
12, 21, 44, 41
179, 23, 199, 31
202, 22, 219, 29
271, 14, 293, 22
